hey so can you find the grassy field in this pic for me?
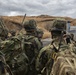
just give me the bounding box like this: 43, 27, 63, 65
1, 15, 75, 39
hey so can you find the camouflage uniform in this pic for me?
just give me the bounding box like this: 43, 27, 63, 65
36, 28, 44, 49
36, 44, 54, 75
0, 51, 13, 75
23, 19, 42, 75
0, 34, 29, 75
0, 19, 8, 41
63, 33, 76, 54
36, 18, 72, 75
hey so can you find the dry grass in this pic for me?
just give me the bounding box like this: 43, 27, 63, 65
0, 15, 75, 39
42, 31, 51, 39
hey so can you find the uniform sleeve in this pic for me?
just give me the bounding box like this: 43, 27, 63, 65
34, 38, 42, 51
33, 38, 42, 57
36, 45, 52, 72
36, 48, 46, 72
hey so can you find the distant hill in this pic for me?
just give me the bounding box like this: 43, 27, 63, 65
1, 15, 76, 38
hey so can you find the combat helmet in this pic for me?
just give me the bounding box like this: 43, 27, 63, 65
23, 19, 37, 31
37, 28, 44, 34
51, 18, 66, 30
50, 18, 66, 38
36, 28, 44, 38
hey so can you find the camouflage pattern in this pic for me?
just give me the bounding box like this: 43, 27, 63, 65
37, 29, 44, 35
70, 43, 76, 54
36, 44, 54, 75
0, 51, 13, 75
0, 18, 8, 41
50, 49, 76, 75
0, 35, 29, 75
49, 18, 66, 39
0, 35, 24, 57
51, 18, 66, 30
23, 19, 42, 75
36, 37, 67, 75
24, 34, 42, 75
0, 19, 42, 75
36, 18, 76, 75
63, 33, 76, 54
8, 52, 28, 75
36, 28, 44, 49
23, 19, 37, 31
36, 28, 44, 38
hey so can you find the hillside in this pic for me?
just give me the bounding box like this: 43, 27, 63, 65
1, 15, 76, 38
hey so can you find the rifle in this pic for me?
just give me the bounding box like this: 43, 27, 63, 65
21, 14, 26, 26
19, 14, 26, 32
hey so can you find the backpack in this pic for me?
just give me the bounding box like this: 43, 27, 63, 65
50, 50, 76, 75
9, 52, 28, 75
24, 35, 37, 62
0, 35, 25, 61
0, 35, 29, 75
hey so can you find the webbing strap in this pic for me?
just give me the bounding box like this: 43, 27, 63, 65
65, 58, 74, 70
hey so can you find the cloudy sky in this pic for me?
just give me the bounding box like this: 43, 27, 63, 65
0, 0, 76, 18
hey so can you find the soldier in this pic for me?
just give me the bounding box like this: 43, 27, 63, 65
36, 28, 44, 49
36, 18, 70, 75
0, 26, 8, 41
0, 17, 8, 41
23, 19, 42, 75
0, 51, 13, 75
0, 29, 8, 41
36, 29, 44, 39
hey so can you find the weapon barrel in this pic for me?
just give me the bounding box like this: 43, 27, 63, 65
21, 14, 26, 25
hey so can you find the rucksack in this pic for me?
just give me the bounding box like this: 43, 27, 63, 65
50, 50, 76, 75
9, 52, 28, 75
0, 35, 29, 75
24, 35, 36, 62
0, 35, 24, 61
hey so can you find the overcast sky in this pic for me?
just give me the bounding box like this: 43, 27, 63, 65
0, 0, 76, 18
